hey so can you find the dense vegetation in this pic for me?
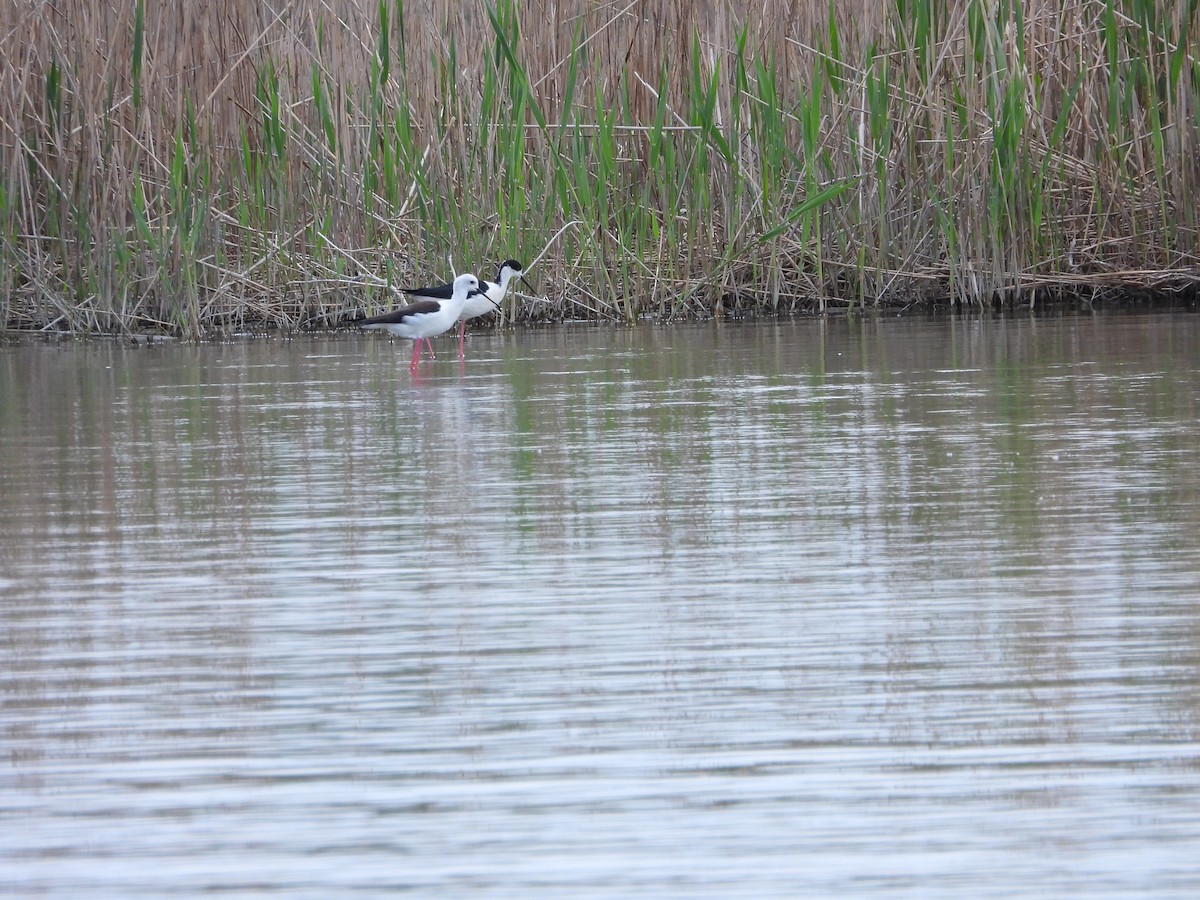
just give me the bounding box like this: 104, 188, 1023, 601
2, 0, 1198, 335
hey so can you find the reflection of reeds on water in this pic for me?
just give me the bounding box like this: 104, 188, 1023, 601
2, 0, 1197, 335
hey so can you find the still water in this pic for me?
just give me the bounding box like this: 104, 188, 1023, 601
2, 312, 1200, 896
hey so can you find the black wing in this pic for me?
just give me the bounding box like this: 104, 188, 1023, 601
356, 299, 442, 325
401, 280, 455, 300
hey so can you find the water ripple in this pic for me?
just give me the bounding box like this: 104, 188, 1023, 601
3, 314, 1200, 897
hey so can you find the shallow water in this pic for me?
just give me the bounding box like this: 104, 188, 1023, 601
3, 311, 1200, 897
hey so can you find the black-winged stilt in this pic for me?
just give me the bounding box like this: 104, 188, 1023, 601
457, 260, 534, 359
354, 273, 484, 372
394, 260, 533, 359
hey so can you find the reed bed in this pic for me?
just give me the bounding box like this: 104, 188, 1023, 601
1, 0, 1198, 335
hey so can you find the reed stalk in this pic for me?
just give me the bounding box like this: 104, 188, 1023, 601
1, 0, 1197, 336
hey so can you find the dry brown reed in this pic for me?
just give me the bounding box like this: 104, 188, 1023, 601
1, 0, 1198, 335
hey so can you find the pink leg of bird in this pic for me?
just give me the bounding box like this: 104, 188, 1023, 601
423, 338, 436, 360
409, 341, 421, 372
458, 320, 467, 361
